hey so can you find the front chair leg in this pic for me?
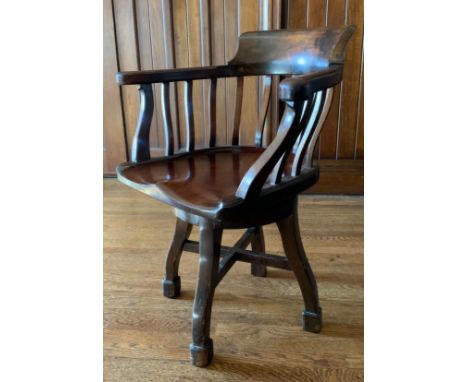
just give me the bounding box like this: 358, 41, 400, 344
277, 199, 322, 333
251, 226, 267, 277
162, 218, 192, 298
190, 219, 222, 367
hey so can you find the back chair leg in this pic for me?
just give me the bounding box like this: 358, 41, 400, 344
190, 220, 222, 367
250, 226, 267, 277
162, 218, 192, 298
276, 199, 322, 333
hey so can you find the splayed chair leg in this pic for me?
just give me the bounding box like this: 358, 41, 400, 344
162, 218, 192, 298
250, 226, 267, 277
190, 219, 222, 367
276, 198, 322, 333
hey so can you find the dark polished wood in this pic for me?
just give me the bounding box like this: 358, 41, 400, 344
183, 80, 195, 152
190, 219, 222, 367
277, 199, 321, 332
130, 84, 153, 162
160, 82, 174, 156
115, 26, 355, 367
162, 218, 192, 298
250, 226, 267, 277
232, 77, 244, 146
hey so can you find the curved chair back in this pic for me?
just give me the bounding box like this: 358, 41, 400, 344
116, 26, 355, 202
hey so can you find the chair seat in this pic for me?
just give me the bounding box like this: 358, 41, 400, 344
117, 146, 265, 212
117, 146, 318, 219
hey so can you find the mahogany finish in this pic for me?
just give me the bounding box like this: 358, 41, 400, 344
115, 26, 355, 367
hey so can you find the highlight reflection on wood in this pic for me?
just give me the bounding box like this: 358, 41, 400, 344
104, 179, 363, 381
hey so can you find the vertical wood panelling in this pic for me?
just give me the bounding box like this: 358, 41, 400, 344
307, 0, 327, 160
239, 0, 260, 145
103, 0, 127, 174
288, 0, 308, 28
104, 0, 364, 175
172, 0, 189, 149
224, 0, 239, 144
200, 0, 212, 147
135, 0, 161, 152
355, 46, 364, 159
268, 0, 282, 143
319, 0, 346, 159
285, 0, 364, 160
210, 0, 227, 144
186, 0, 205, 148
336, 0, 364, 158
161, 0, 180, 150
258, 0, 274, 146
307, 0, 327, 27
148, 0, 174, 156
113, 0, 141, 155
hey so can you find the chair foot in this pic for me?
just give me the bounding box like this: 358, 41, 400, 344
251, 263, 267, 277
162, 276, 181, 298
302, 308, 322, 333
189, 338, 213, 367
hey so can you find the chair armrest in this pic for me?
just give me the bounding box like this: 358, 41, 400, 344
116, 65, 243, 85
278, 66, 343, 101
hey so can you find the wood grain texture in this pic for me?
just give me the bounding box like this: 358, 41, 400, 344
210, 0, 227, 144
113, 0, 141, 156
288, 0, 308, 28
238, 0, 260, 145
186, 0, 205, 148
308, 159, 363, 194
104, 0, 364, 177
135, 0, 161, 152
172, 0, 189, 149
337, 0, 363, 159
104, 178, 363, 381
224, 0, 239, 144
319, 0, 346, 159
285, 0, 364, 161
355, 47, 364, 159
103, 0, 127, 174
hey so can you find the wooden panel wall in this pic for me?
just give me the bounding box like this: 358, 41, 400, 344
103, 0, 127, 174
104, 0, 281, 174
103, 0, 363, 193
286, 0, 364, 160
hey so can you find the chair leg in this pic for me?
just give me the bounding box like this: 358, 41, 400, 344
250, 226, 267, 277
276, 199, 322, 333
162, 218, 192, 298
190, 220, 222, 367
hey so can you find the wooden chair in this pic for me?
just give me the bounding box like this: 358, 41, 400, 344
115, 26, 355, 367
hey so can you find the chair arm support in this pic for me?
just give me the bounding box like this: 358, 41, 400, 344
235, 102, 303, 200
278, 66, 343, 101
116, 65, 244, 85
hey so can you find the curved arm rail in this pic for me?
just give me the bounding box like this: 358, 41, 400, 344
278, 66, 342, 101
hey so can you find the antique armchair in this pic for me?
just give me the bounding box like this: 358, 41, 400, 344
116, 26, 355, 367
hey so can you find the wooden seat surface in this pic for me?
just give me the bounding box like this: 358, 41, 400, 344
117, 146, 317, 216
117, 147, 264, 211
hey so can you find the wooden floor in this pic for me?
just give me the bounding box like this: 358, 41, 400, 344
104, 179, 363, 381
